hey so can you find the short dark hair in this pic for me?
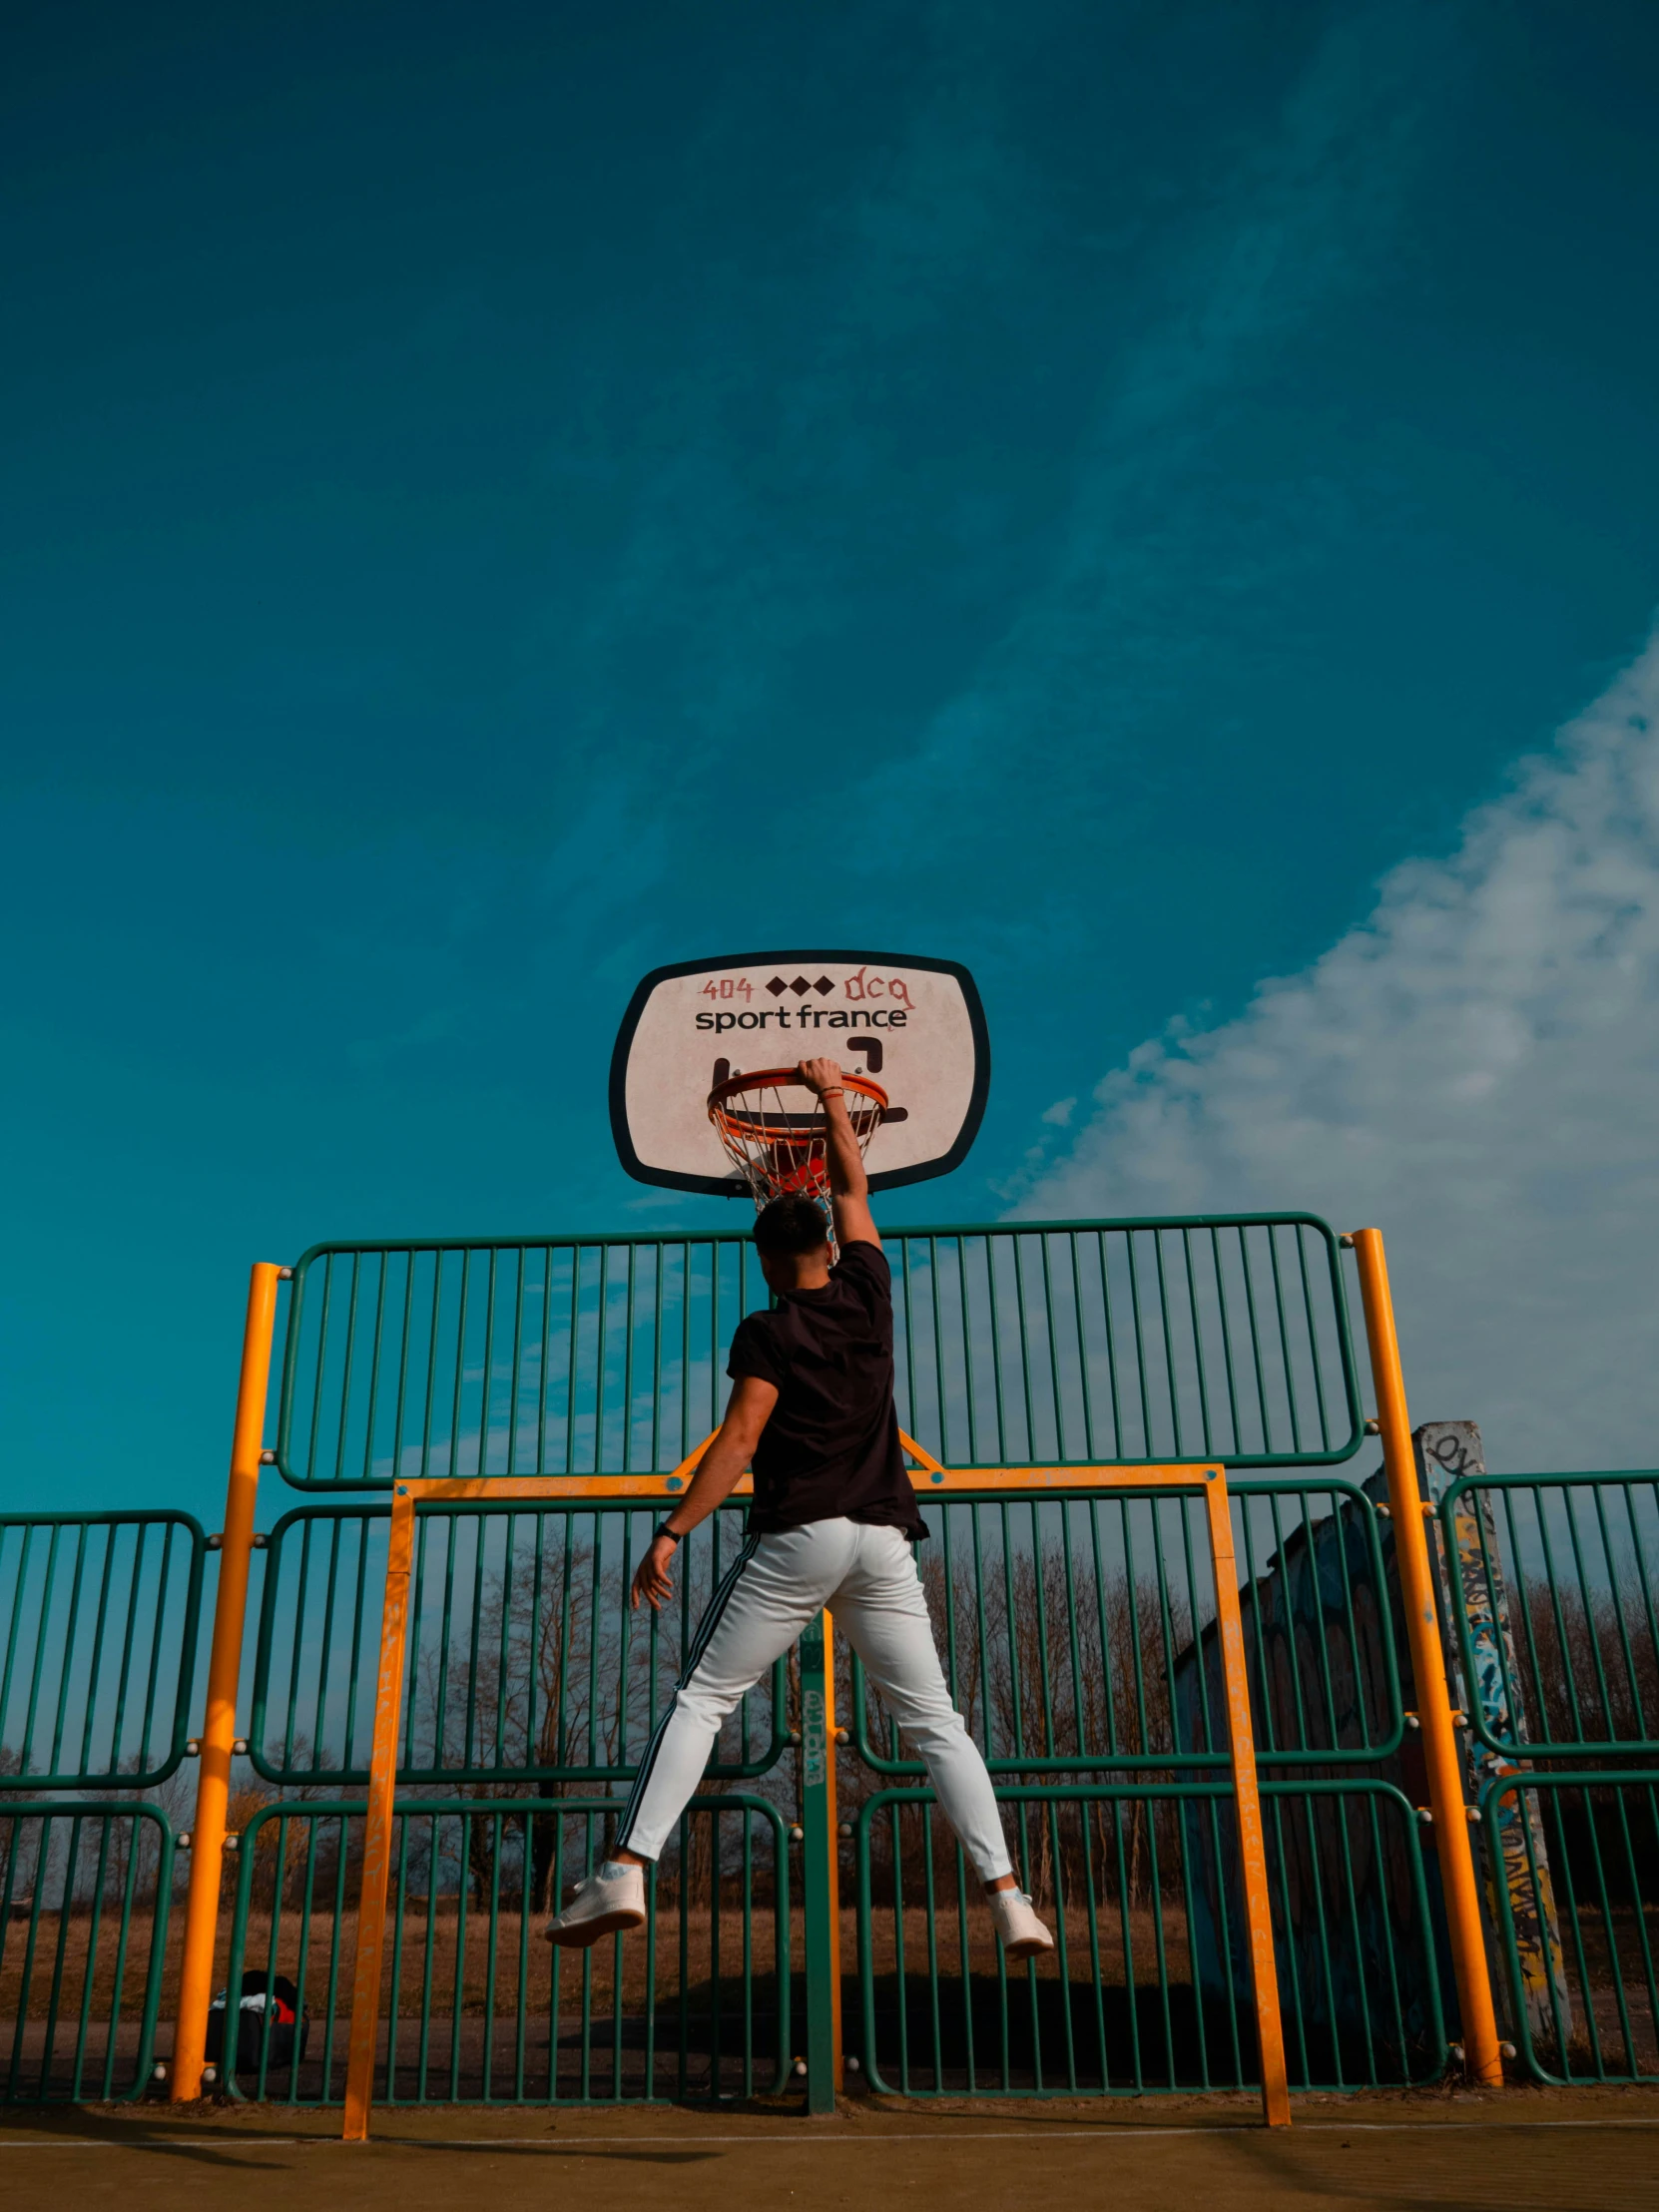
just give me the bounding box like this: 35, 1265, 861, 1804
753, 1194, 831, 1256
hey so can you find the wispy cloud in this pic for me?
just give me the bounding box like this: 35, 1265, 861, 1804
560, 4, 1047, 779
1014, 632, 1659, 1474
844, 1, 1453, 895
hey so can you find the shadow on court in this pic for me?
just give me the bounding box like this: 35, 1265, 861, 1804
4, 2088, 1659, 2212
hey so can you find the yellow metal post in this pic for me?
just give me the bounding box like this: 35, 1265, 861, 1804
343, 1482, 417, 2140
1205, 1474, 1292, 2128
172, 1261, 283, 2101
1351, 1227, 1503, 2087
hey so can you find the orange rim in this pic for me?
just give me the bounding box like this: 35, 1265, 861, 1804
706, 1066, 888, 1107
707, 1067, 887, 1146
707, 1067, 888, 1203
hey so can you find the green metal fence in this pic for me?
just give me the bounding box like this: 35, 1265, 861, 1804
853, 1779, 1445, 2095
248, 1501, 786, 1787
218, 1475, 1433, 2103
0, 1804, 177, 2100
0, 1514, 206, 1790
220, 1796, 792, 2102
1429, 1470, 1659, 2084
0, 1481, 1434, 2108
838, 1483, 1432, 2097
244, 1483, 1399, 1798
850, 1481, 1403, 1781
1438, 1472, 1659, 1760
1479, 1772, 1659, 2084
18, 1222, 1659, 2112
274, 1218, 1364, 1489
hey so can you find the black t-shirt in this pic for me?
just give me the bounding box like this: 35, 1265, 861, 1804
727, 1241, 925, 1539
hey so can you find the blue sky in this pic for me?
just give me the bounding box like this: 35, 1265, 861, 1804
5, 2, 1659, 1518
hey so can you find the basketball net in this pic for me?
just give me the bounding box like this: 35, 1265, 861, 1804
707, 1067, 888, 1247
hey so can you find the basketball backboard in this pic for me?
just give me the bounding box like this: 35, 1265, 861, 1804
610, 950, 989, 1198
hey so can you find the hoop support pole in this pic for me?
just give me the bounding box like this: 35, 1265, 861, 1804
172, 1261, 282, 2102
343, 1481, 416, 2139
1204, 1474, 1291, 2127
800, 1608, 843, 2110
1351, 1227, 1503, 2087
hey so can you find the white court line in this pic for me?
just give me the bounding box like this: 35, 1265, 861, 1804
4, 2118, 1659, 2147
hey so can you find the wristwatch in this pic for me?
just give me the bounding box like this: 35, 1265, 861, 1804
656, 1522, 685, 1546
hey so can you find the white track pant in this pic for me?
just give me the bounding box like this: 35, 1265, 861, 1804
618, 1517, 1013, 1880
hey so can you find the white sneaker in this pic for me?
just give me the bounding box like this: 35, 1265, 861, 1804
542, 1864, 648, 1948
988, 1887, 1053, 1961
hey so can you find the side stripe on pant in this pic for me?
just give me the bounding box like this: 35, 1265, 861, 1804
616, 1533, 760, 1850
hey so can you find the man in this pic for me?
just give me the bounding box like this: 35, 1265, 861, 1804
543, 1056, 1053, 1960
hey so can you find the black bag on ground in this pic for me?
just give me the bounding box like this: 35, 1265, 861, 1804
205, 1971, 309, 2076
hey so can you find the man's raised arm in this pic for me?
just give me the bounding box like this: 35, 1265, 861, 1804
797, 1057, 879, 1249
629, 1373, 778, 1612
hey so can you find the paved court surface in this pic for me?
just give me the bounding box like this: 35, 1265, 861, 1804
3, 2088, 1657, 2210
